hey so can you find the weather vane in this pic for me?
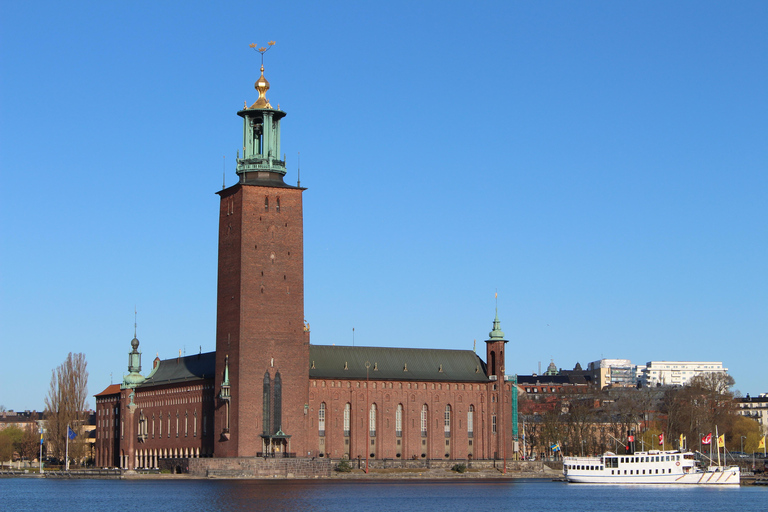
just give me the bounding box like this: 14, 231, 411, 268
249, 41, 276, 65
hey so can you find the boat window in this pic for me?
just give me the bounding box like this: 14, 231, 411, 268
611, 470, 614, 475
600, 466, 604, 470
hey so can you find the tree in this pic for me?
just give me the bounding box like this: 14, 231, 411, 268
0, 426, 24, 462
18, 423, 41, 461
44, 353, 88, 465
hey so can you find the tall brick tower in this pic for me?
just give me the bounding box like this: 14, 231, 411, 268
485, 303, 508, 459
214, 50, 309, 458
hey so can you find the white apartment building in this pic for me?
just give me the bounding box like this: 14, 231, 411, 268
637, 361, 727, 388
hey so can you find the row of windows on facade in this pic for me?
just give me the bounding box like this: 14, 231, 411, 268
122, 411, 209, 441
312, 381, 500, 391
315, 403, 499, 436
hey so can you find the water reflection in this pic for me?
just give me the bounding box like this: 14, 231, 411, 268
1, 478, 764, 512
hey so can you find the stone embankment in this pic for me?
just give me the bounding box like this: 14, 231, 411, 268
185, 457, 560, 480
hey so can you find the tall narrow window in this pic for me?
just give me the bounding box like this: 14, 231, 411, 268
184, 412, 188, 437
276, 197, 281, 213
319, 402, 326, 437
369, 404, 377, 437
467, 405, 474, 438
444, 405, 451, 437
396, 404, 403, 437
159, 412, 163, 437
262, 371, 271, 435
265, 196, 269, 211
492, 414, 497, 434
344, 403, 351, 436
421, 405, 428, 437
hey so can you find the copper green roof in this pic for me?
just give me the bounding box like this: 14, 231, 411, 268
138, 352, 215, 387
309, 345, 489, 382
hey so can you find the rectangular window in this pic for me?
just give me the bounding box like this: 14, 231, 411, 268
492, 414, 497, 434
421, 405, 428, 437
344, 403, 350, 437
319, 403, 326, 437
396, 404, 403, 437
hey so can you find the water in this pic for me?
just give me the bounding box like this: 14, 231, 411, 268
1, 478, 766, 512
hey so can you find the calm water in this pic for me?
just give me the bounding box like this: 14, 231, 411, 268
2, 478, 766, 511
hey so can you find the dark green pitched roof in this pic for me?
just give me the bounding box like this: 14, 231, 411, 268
309, 345, 489, 382
138, 351, 215, 387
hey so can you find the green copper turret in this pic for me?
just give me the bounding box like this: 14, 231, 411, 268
236, 63, 287, 184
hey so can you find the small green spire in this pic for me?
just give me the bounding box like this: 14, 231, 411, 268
489, 308, 505, 340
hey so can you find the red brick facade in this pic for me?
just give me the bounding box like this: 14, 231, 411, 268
213, 183, 309, 458
305, 378, 514, 462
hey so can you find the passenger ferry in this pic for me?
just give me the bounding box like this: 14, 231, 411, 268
563, 450, 740, 485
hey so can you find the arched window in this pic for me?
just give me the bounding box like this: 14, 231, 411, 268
344, 403, 351, 437
369, 403, 377, 437
492, 414, 497, 434
444, 405, 451, 437
396, 404, 403, 437
467, 405, 474, 438
421, 405, 428, 437
276, 197, 281, 213
264, 196, 269, 211
319, 402, 326, 437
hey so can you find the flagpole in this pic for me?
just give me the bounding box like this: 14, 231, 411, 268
715, 426, 720, 467
65, 424, 70, 471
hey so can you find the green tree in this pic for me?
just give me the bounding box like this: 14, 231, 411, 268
0, 426, 24, 462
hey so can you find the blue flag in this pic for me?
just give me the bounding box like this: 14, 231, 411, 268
551, 442, 561, 452
67, 426, 77, 440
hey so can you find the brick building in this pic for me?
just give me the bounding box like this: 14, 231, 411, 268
95, 58, 516, 470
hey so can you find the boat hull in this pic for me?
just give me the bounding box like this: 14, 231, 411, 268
566, 467, 740, 485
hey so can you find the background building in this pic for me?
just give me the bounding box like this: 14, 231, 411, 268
587, 359, 637, 389
637, 361, 728, 388
738, 393, 768, 436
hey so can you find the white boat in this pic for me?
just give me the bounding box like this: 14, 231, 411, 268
563, 450, 740, 485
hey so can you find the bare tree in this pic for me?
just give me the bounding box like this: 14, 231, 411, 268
44, 353, 88, 464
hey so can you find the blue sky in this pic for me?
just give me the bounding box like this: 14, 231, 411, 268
1, 1, 766, 411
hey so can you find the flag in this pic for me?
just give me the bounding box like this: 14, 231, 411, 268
702, 433, 712, 445
679, 433, 686, 447
758, 436, 765, 450
717, 434, 724, 448
659, 433, 664, 446
67, 426, 77, 440
551, 443, 561, 452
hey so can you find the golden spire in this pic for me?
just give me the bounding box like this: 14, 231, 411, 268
248, 41, 276, 109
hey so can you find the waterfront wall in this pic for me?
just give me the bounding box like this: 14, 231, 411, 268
188, 457, 332, 478
188, 457, 549, 478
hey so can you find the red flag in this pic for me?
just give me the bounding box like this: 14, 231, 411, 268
702, 433, 712, 445
659, 433, 664, 446
628, 435, 635, 442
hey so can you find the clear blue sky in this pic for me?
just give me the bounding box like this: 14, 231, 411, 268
1, 1, 766, 412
